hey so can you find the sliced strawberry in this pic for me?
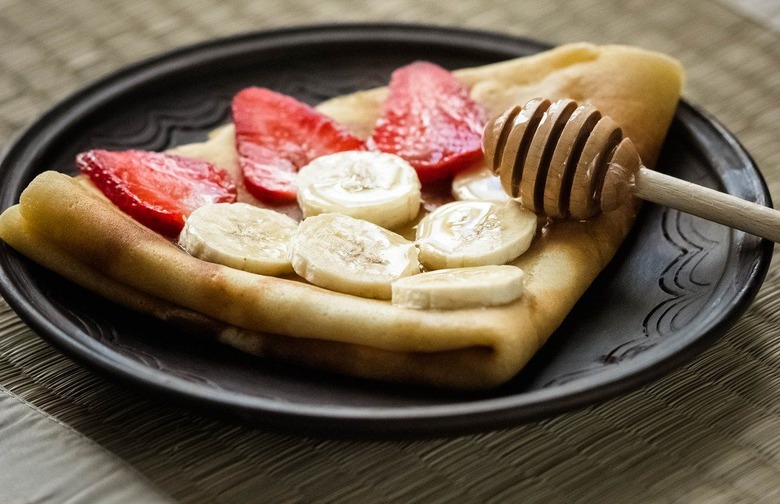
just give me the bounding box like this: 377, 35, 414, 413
233, 88, 365, 204
371, 62, 488, 183
77, 150, 237, 236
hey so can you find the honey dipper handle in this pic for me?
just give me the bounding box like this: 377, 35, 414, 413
634, 167, 780, 242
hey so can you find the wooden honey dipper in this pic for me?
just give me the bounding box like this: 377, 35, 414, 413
483, 97, 780, 242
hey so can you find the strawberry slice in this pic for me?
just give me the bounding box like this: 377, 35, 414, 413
77, 150, 237, 237
371, 62, 488, 183
233, 88, 365, 204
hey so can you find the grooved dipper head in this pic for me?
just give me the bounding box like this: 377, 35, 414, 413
483, 98, 642, 220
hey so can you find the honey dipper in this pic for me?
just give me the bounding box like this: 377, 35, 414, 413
483, 98, 780, 242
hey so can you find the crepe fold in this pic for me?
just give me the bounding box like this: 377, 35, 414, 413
0, 43, 683, 390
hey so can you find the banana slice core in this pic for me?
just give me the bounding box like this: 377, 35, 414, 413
416, 200, 536, 269
179, 202, 298, 275
296, 151, 421, 229
289, 213, 420, 299
392, 265, 525, 309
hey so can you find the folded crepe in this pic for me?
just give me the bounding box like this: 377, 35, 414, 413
0, 43, 683, 390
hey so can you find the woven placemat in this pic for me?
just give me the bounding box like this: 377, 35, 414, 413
1, 0, 780, 502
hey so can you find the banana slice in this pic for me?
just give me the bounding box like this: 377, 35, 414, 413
179, 202, 298, 275
452, 165, 510, 202
416, 200, 536, 269
392, 265, 525, 309
296, 151, 421, 229
289, 213, 420, 299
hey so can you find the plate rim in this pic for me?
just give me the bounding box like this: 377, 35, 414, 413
0, 23, 773, 437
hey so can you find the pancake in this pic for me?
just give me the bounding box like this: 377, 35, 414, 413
0, 43, 683, 390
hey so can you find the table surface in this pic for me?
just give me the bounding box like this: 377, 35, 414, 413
2, 0, 780, 502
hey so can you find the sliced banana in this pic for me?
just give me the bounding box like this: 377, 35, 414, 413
296, 151, 421, 229
452, 165, 510, 202
289, 213, 420, 299
416, 200, 536, 269
179, 202, 298, 276
392, 265, 525, 310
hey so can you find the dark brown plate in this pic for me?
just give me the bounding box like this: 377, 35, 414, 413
0, 24, 772, 437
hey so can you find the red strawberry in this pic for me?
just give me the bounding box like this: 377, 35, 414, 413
77, 150, 237, 236
371, 62, 487, 183
233, 88, 365, 204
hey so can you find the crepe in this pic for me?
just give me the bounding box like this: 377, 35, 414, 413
0, 43, 683, 390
